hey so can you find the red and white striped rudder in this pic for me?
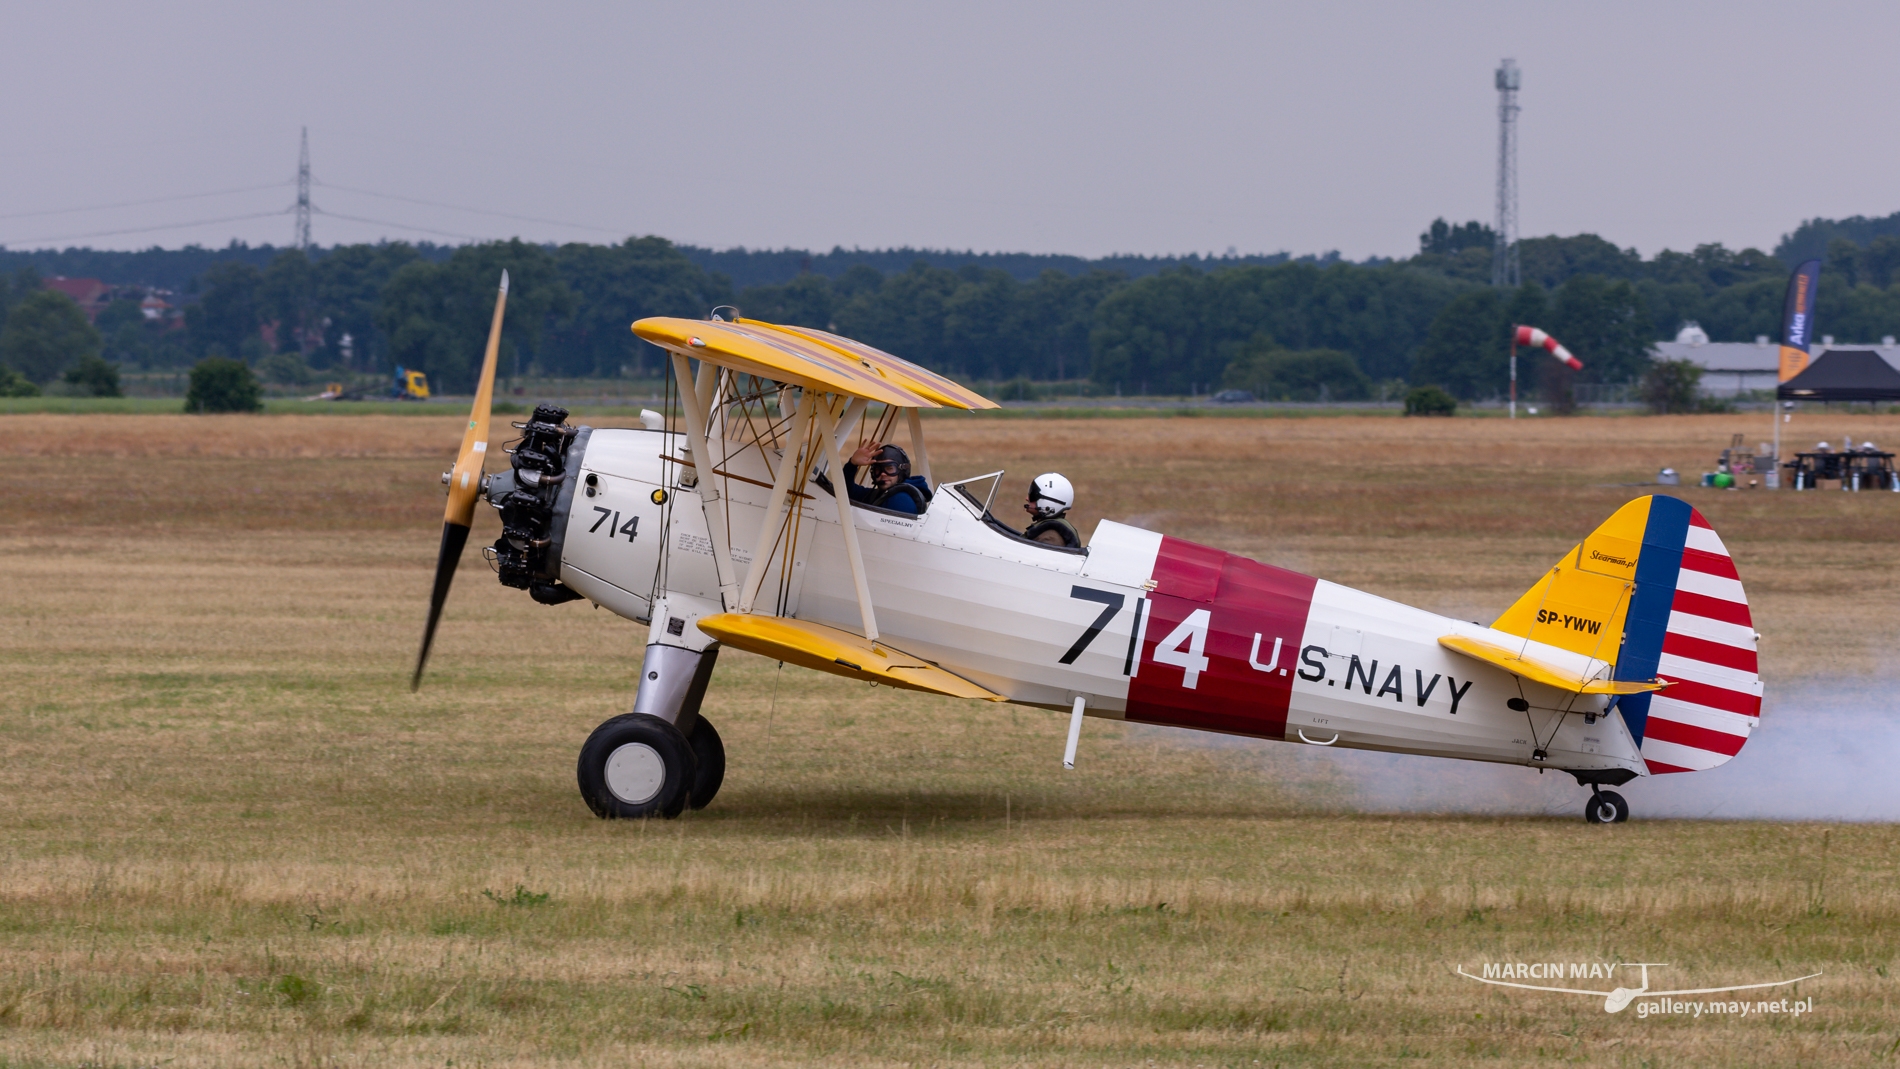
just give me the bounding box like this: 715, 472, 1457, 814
1635, 507, 1762, 773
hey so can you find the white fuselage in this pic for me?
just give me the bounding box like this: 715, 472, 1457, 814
553, 428, 1645, 778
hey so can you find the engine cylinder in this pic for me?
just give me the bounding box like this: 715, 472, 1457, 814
484, 403, 590, 604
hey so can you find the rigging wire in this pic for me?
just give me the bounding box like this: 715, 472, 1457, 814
1, 175, 630, 248
314, 180, 631, 236
765, 660, 783, 746
715, 368, 738, 579
776, 389, 818, 618
728, 378, 802, 615
650, 356, 680, 607
0, 209, 290, 248
0, 181, 293, 222
310, 208, 485, 243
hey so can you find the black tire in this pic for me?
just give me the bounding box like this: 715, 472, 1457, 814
684, 716, 726, 811
577, 713, 697, 819
1585, 790, 1630, 825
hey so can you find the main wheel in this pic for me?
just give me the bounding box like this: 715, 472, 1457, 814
684, 716, 726, 811
577, 713, 697, 819
1584, 790, 1630, 824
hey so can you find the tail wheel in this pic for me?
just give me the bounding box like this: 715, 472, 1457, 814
577, 713, 697, 819
1585, 790, 1630, 824
684, 716, 726, 811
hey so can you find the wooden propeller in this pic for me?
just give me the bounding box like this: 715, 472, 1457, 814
412, 270, 508, 690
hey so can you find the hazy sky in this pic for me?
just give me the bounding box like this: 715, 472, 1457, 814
5, 1, 1896, 260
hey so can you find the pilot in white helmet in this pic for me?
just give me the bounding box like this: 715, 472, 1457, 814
1022, 473, 1080, 548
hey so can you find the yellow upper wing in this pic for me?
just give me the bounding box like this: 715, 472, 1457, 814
634, 317, 995, 409
742, 320, 999, 410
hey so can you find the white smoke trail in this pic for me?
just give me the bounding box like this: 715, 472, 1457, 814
1137, 676, 1900, 821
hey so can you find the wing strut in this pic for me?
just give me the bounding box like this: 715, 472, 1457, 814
694, 359, 722, 434
813, 394, 879, 641
904, 407, 933, 486
831, 396, 870, 455
736, 390, 816, 614
671, 351, 741, 609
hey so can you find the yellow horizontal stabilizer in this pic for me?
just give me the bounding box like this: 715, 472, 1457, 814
632, 318, 934, 409
742, 320, 999, 411
1438, 635, 1667, 696
697, 614, 1006, 701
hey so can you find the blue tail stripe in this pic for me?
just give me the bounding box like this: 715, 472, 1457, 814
1613, 495, 1690, 746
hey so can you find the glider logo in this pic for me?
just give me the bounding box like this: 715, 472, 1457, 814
1457, 962, 1820, 1015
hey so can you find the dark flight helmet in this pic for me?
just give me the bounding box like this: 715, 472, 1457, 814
866, 444, 911, 481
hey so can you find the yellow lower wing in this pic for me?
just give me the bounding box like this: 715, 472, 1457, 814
1438, 635, 1668, 696
697, 614, 1006, 701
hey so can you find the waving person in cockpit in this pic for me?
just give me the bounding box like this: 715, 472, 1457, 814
820, 441, 931, 515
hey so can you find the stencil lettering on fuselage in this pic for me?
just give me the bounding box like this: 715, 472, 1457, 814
1123, 537, 1318, 740
1295, 647, 1476, 714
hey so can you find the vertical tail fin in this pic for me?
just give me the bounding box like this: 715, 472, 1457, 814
1491, 496, 1762, 773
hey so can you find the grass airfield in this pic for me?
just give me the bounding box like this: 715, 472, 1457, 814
3, 410, 1898, 1068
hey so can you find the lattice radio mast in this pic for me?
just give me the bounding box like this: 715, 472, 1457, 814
294, 126, 313, 251
1492, 59, 1520, 288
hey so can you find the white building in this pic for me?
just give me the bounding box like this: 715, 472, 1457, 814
1652, 324, 1900, 396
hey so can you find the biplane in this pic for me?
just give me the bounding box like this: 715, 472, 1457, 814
414, 275, 1764, 824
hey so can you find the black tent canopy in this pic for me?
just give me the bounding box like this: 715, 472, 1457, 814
1778, 350, 1900, 401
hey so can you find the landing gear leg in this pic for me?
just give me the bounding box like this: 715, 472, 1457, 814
1584, 790, 1630, 824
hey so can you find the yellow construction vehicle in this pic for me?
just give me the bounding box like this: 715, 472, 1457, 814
392, 366, 431, 401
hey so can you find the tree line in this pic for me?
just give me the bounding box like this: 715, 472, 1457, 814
7, 212, 1900, 401
0, 269, 122, 396
0, 241, 1327, 296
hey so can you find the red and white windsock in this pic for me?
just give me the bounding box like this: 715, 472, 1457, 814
1514, 325, 1583, 370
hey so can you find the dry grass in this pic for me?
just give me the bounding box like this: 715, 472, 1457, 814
2, 411, 1897, 1067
